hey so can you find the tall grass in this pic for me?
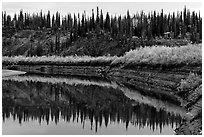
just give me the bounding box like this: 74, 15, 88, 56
3, 55, 117, 65
111, 44, 201, 66
2, 44, 201, 66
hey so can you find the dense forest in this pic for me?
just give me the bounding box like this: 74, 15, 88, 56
2, 6, 202, 57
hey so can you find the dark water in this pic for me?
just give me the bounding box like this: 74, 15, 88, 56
2, 74, 184, 135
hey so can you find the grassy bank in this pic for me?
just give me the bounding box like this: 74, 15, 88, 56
3, 44, 201, 67
3, 55, 117, 66
111, 44, 201, 67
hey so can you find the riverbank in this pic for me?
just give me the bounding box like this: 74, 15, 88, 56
107, 68, 202, 135
2, 44, 201, 67
2, 44, 201, 77
175, 73, 202, 135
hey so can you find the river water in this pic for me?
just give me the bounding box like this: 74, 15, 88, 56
2, 74, 183, 135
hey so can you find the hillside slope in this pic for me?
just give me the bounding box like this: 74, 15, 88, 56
3, 29, 190, 57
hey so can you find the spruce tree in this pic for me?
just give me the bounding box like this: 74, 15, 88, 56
105, 12, 110, 32
3, 11, 7, 28
91, 9, 95, 31
47, 11, 51, 28
100, 9, 103, 30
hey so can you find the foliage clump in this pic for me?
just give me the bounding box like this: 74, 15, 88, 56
177, 72, 202, 92
111, 44, 201, 67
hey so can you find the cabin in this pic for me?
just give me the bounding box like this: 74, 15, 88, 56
131, 36, 139, 41
164, 31, 174, 39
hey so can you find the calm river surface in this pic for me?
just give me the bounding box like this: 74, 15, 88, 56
2, 74, 183, 135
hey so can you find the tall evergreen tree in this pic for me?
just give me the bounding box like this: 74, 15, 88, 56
13, 13, 17, 28
91, 9, 95, 31
73, 13, 77, 40
118, 15, 122, 37
47, 10, 51, 28
78, 13, 81, 36
100, 9, 103, 30
96, 7, 100, 25
160, 9, 164, 36
6, 15, 11, 28
81, 12, 85, 36
126, 10, 131, 37
104, 12, 111, 32
3, 11, 7, 27
52, 14, 55, 29
40, 10, 43, 28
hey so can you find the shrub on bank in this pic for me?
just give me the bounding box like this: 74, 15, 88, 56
177, 73, 202, 93
2, 55, 117, 66
111, 44, 201, 67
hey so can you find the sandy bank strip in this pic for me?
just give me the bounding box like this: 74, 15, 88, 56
2, 69, 26, 77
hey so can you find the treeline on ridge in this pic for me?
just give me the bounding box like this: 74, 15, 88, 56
2, 6, 202, 43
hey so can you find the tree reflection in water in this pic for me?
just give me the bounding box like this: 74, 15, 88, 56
2, 76, 182, 134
